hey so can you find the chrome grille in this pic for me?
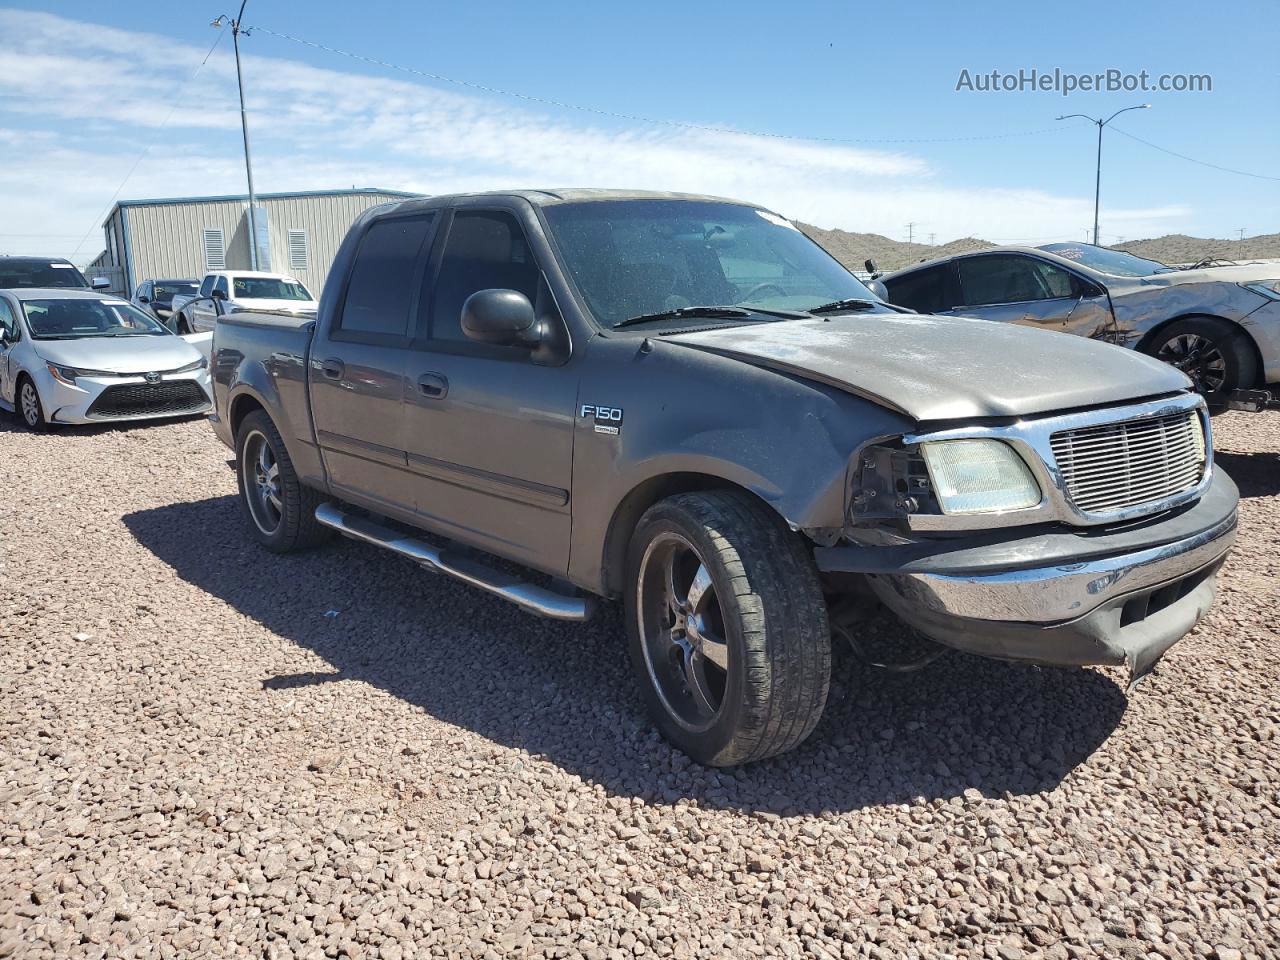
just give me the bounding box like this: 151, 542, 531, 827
1050, 410, 1206, 515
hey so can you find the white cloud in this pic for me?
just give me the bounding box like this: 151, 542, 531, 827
0, 8, 1191, 264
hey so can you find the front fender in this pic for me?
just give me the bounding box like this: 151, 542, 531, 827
566, 336, 913, 594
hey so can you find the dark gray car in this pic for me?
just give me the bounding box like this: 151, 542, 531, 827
879, 244, 1280, 403
208, 190, 1237, 765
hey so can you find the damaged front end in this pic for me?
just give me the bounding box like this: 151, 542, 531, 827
815, 392, 1238, 689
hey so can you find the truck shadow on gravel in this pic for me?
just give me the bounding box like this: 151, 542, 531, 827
1212, 451, 1280, 499
125, 495, 1127, 816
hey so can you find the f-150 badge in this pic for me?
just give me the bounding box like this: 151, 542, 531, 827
581, 404, 623, 435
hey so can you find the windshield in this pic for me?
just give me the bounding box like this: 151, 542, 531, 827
541, 200, 877, 327
232, 277, 313, 300
153, 282, 197, 301
21, 298, 170, 339
1039, 243, 1176, 278
0, 259, 89, 289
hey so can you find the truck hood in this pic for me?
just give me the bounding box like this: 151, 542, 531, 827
33, 334, 203, 373
659, 313, 1190, 421
1140, 264, 1280, 286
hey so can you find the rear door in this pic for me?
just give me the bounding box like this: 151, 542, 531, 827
309, 212, 438, 518
953, 254, 1115, 338
400, 204, 577, 573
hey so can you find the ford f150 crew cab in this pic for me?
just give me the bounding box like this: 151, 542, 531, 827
209, 189, 1238, 766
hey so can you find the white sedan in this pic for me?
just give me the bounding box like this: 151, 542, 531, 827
0, 289, 212, 430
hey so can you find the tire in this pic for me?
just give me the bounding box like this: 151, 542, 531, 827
1147, 316, 1258, 401
17, 375, 47, 431
235, 409, 331, 552
623, 489, 831, 766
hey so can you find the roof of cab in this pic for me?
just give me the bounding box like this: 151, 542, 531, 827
386, 188, 762, 208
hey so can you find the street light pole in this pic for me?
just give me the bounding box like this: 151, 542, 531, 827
213, 1, 260, 270
1057, 104, 1151, 246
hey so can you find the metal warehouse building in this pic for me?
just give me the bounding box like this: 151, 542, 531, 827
90, 187, 417, 296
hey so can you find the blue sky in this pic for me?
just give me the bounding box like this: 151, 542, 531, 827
1, 0, 1276, 265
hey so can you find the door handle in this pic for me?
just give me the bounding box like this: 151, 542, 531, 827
417, 373, 448, 399
320, 358, 345, 380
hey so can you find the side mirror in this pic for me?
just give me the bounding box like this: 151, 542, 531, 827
91, 277, 110, 290
461, 289, 540, 346
138, 295, 150, 303
864, 259, 880, 279
211, 288, 227, 301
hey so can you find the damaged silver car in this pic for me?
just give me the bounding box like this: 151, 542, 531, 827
878, 244, 1280, 408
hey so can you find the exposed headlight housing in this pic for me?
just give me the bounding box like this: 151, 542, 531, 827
1243, 280, 1280, 302
920, 439, 1042, 514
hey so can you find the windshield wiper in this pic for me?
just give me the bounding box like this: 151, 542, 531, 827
806, 298, 883, 315
614, 304, 815, 329
613, 305, 753, 329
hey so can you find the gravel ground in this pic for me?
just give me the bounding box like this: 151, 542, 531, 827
1, 411, 1278, 960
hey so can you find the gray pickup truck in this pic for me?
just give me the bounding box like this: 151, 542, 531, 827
210, 189, 1238, 766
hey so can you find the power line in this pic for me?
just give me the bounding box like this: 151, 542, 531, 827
68, 25, 230, 261
248, 24, 1084, 147
1110, 125, 1280, 183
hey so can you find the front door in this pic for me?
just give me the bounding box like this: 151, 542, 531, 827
953, 253, 1115, 340
0, 297, 18, 405
309, 212, 437, 518
402, 207, 577, 574
189, 276, 228, 333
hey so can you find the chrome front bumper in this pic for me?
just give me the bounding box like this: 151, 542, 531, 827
817, 470, 1239, 685
874, 507, 1236, 623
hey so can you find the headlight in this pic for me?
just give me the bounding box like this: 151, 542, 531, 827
46, 363, 115, 385
1243, 280, 1280, 302
173, 357, 208, 373
920, 439, 1041, 514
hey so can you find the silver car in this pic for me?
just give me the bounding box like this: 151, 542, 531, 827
879, 244, 1280, 402
0, 288, 212, 430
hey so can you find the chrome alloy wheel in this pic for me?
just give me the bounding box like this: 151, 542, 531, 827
19, 380, 40, 427
636, 532, 731, 732
241, 429, 283, 535
1157, 333, 1227, 392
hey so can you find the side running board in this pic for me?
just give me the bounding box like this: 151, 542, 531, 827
314, 502, 593, 622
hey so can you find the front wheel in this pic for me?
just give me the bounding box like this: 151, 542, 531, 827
17, 376, 47, 431
1148, 316, 1258, 400
624, 490, 831, 766
235, 410, 331, 552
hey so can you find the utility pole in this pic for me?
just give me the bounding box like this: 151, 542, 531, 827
1238, 227, 1246, 256
905, 222, 916, 244
212, 1, 260, 270
1057, 104, 1151, 246
928, 232, 936, 246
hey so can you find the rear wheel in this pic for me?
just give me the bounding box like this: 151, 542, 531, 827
17, 376, 47, 431
1148, 316, 1258, 400
235, 410, 331, 552
624, 490, 831, 766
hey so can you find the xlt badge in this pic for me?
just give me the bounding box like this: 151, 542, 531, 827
580, 404, 623, 435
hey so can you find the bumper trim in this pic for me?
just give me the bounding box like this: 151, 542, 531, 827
865, 507, 1235, 623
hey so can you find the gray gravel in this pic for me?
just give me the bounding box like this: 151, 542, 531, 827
2, 411, 1278, 959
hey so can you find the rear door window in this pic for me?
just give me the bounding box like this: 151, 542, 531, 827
336, 214, 436, 339
958, 255, 1076, 306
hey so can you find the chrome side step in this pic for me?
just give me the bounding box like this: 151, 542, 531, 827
314, 502, 592, 622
